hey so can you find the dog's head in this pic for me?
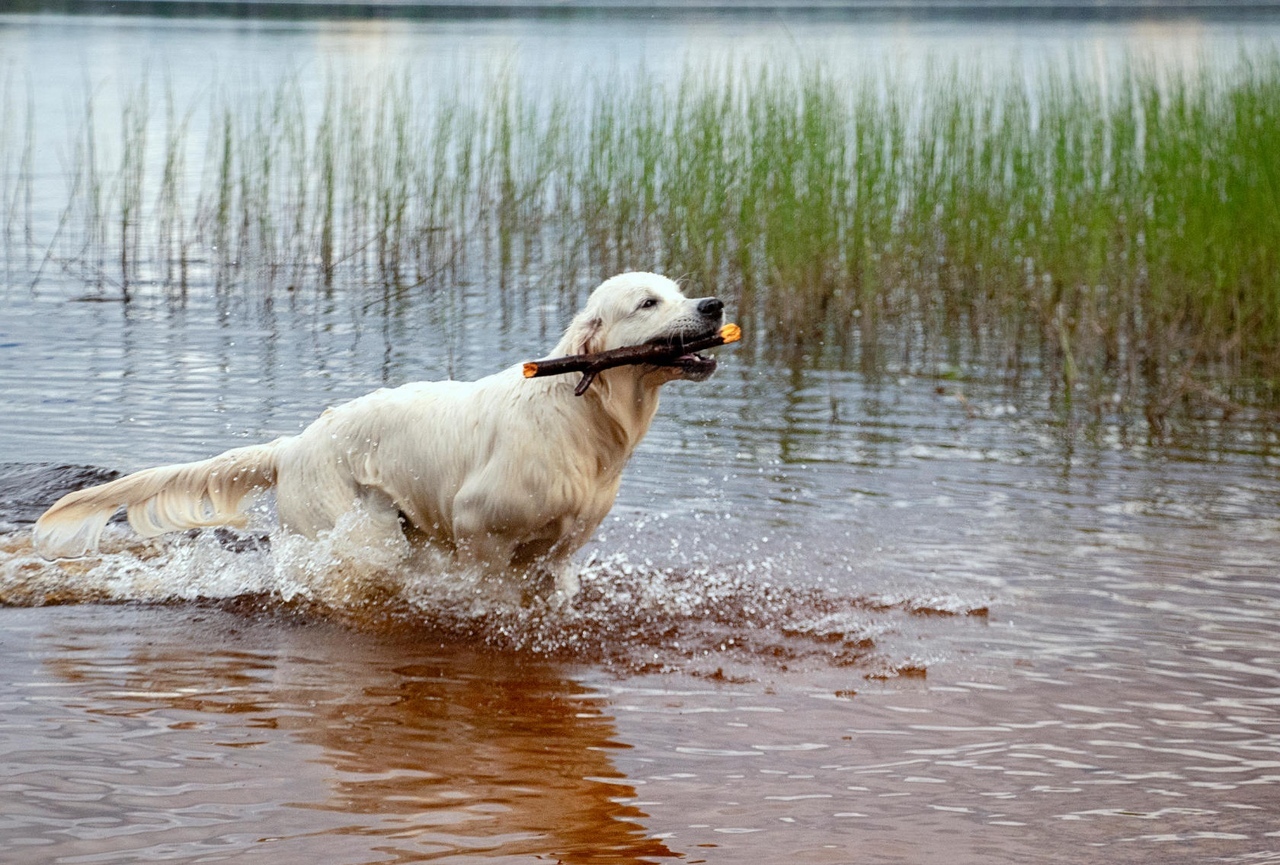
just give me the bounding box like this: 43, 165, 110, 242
558, 272, 726, 385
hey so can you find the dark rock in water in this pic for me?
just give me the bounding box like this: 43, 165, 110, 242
0, 463, 122, 526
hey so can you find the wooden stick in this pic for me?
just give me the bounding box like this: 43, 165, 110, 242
524, 323, 742, 395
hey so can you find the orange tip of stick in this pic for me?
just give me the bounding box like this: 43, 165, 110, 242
719, 323, 742, 344
522, 362, 539, 378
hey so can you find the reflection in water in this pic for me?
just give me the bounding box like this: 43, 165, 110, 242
12, 607, 673, 863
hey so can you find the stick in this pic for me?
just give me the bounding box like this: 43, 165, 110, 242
524, 323, 742, 396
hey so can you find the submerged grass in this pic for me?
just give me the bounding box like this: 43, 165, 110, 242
3, 56, 1280, 422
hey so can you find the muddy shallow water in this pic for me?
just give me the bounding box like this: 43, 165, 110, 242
3, 10, 1280, 864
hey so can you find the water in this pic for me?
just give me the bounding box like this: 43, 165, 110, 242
3, 10, 1280, 863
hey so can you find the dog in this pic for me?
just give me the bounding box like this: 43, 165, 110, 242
33, 272, 726, 599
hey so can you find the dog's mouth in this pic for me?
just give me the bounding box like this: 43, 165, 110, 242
646, 328, 721, 381
668, 350, 718, 380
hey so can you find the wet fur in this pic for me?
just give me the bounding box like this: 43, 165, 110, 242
33, 273, 724, 598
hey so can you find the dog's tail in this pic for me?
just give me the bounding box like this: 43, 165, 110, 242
33, 439, 286, 559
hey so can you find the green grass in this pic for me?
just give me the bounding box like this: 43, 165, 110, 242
4, 55, 1280, 423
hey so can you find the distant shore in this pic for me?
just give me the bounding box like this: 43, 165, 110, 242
9, 0, 1280, 22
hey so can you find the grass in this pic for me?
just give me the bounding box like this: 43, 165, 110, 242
3, 55, 1280, 425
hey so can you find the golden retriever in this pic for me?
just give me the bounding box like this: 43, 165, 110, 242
33, 272, 726, 599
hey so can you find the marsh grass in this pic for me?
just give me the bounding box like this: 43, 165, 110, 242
3, 56, 1280, 423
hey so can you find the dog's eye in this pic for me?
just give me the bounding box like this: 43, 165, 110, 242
637, 297, 660, 310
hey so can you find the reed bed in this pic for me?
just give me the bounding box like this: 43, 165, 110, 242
3, 56, 1280, 420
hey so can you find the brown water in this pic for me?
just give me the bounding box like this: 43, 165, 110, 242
3, 11, 1280, 864
2, 570, 1279, 863
2, 277, 1278, 863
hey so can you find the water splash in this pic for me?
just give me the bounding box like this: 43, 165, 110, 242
1, 462, 990, 679
0, 510, 989, 681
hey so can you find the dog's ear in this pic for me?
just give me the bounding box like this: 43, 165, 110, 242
567, 315, 604, 355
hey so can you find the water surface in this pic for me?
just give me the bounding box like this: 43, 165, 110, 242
2, 11, 1280, 864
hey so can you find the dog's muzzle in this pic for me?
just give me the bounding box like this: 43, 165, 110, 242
658, 297, 725, 381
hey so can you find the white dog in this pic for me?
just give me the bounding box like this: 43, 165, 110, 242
33, 272, 726, 599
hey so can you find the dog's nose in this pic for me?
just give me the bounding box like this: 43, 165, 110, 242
698, 297, 724, 318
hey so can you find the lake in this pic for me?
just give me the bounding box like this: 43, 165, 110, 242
2, 9, 1280, 864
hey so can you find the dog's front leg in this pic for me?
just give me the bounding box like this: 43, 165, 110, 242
452, 524, 513, 575
452, 521, 553, 605
550, 561, 581, 603
451, 492, 519, 577
452, 478, 586, 604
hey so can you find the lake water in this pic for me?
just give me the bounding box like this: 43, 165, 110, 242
3, 9, 1280, 864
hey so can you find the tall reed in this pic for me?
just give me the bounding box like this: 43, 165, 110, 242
3, 55, 1279, 420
